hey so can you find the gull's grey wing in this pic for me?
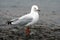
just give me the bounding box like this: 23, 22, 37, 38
12, 17, 33, 26
19, 17, 33, 26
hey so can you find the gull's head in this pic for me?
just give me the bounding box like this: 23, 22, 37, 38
31, 5, 40, 12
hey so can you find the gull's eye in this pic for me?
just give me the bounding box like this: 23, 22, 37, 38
34, 8, 36, 9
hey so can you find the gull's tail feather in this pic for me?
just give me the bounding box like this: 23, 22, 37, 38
6, 21, 13, 25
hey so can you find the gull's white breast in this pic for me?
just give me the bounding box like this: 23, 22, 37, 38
25, 12, 39, 26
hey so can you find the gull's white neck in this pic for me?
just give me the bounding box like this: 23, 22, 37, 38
29, 11, 39, 19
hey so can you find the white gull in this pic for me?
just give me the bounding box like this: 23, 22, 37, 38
7, 5, 40, 26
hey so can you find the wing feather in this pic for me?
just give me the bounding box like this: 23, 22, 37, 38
11, 17, 33, 26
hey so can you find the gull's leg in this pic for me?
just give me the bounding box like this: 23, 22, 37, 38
25, 26, 30, 36
24, 26, 30, 40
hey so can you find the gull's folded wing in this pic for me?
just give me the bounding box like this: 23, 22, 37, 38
12, 17, 33, 26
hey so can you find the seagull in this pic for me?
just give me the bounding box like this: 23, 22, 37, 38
7, 5, 40, 27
